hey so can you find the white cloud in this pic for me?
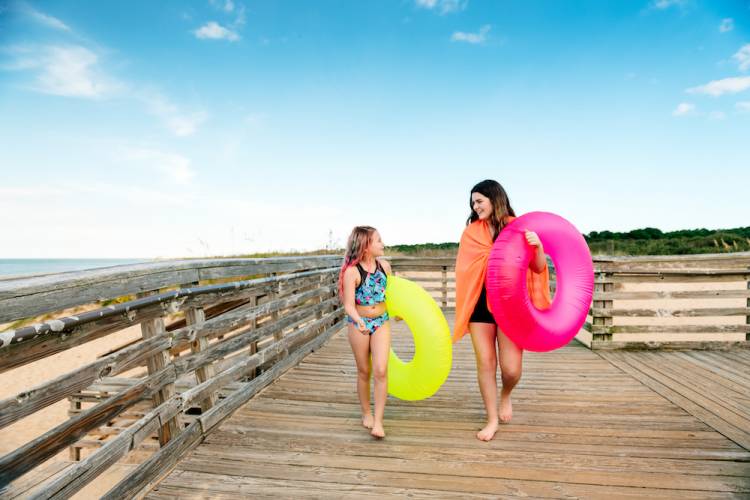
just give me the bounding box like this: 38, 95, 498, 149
4, 45, 122, 98
732, 44, 750, 72
2, 42, 205, 136
719, 18, 734, 33
415, 0, 467, 14
651, 0, 686, 9
233, 4, 246, 26
166, 113, 207, 136
687, 76, 750, 96
672, 102, 695, 116
137, 91, 207, 137
194, 21, 240, 41
22, 4, 72, 32
708, 111, 726, 120
208, 0, 245, 26
736, 101, 750, 113
451, 25, 491, 44
210, 0, 235, 12
124, 147, 196, 184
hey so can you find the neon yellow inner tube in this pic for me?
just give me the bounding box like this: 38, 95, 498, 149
384, 276, 452, 400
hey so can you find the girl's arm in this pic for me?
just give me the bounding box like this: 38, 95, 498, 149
379, 258, 392, 276
343, 267, 368, 333
378, 258, 402, 321
525, 230, 547, 273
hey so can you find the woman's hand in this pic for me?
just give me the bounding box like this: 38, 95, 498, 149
525, 229, 547, 273
524, 230, 543, 251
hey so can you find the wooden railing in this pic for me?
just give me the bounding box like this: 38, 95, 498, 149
1, 252, 748, 497
390, 253, 750, 350
582, 252, 750, 350
0, 257, 343, 498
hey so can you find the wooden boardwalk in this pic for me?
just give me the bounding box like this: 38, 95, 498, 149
147, 314, 750, 499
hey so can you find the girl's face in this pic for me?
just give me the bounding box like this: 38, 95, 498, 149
367, 231, 385, 257
471, 192, 493, 221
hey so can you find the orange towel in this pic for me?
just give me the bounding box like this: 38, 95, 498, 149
453, 217, 552, 343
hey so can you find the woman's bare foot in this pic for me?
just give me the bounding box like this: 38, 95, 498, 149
476, 419, 499, 441
371, 422, 385, 438
499, 392, 513, 423
362, 413, 374, 429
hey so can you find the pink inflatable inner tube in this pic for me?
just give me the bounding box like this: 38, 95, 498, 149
486, 212, 594, 352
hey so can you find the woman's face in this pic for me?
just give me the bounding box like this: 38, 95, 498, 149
368, 231, 385, 257
471, 192, 492, 221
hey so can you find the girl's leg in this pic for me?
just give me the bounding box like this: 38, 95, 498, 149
469, 322, 500, 441
369, 320, 391, 438
347, 324, 373, 428
497, 329, 523, 423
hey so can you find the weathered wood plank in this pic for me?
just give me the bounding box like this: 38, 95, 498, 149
0, 366, 176, 485
139, 292, 181, 446
0, 267, 337, 354
185, 302, 216, 413
0, 335, 169, 430
172, 299, 340, 376
146, 313, 750, 499
102, 420, 204, 500
591, 307, 750, 318
29, 383, 184, 499
590, 325, 750, 335
169, 285, 336, 346
197, 321, 342, 434
600, 352, 750, 450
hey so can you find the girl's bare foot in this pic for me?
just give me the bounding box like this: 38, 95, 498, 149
371, 422, 385, 438
499, 393, 513, 423
476, 419, 499, 441
362, 413, 374, 429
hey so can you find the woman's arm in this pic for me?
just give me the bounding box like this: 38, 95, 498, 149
343, 267, 368, 332
525, 230, 547, 273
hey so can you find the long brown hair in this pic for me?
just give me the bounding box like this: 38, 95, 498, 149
338, 226, 377, 300
466, 179, 516, 240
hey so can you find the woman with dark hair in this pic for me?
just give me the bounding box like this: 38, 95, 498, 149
454, 180, 552, 441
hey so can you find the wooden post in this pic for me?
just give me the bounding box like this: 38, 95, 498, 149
441, 266, 448, 310
270, 273, 288, 360
138, 291, 181, 446
271, 272, 281, 341
68, 399, 82, 461
246, 294, 259, 380
591, 271, 613, 347
746, 268, 749, 342
184, 283, 216, 413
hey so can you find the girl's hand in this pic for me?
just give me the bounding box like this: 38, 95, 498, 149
524, 229, 543, 250
357, 319, 368, 334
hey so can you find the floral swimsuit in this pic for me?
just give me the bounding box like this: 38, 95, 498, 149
347, 261, 389, 334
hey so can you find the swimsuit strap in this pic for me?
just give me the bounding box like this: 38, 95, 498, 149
355, 263, 368, 290
355, 260, 384, 290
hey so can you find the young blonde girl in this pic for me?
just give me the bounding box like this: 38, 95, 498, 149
339, 226, 392, 438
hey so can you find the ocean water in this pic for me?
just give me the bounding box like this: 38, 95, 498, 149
0, 259, 148, 278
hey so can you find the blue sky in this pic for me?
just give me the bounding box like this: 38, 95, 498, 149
1, 0, 749, 258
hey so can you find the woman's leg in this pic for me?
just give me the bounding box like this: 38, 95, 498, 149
497, 329, 523, 423
369, 320, 391, 438
347, 324, 373, 428
469, 322, 500, 441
